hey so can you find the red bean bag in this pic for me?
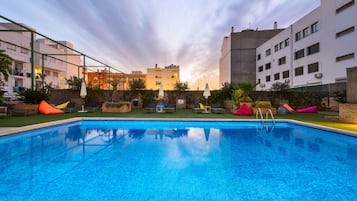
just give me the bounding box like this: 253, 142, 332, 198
233, 103, 252, 116
38, 100, 65, 115
296, 106, 318, 113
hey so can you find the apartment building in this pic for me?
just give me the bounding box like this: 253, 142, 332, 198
35, 39, 80, 89
0, 22, 81, 94
256, 0, 357, 91
219, 27, 283, 85
0, 23, 33, 94
87, 70, 146, 90
146, 64, 180, 90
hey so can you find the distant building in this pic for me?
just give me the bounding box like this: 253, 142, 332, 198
86, 69, 146, 90
219, 26, 283, 85
256, 0, 357, 91
146, 64, 180, 90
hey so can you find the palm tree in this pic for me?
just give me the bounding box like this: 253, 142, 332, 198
0, 50, 13, 87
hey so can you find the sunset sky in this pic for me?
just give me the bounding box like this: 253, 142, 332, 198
0, 0, 320, 89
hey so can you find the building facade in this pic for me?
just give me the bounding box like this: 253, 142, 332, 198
146, 64, 180, 90
0, 23, 81, 95
0, 23, 33, 94
256, 0, 357, 91
87, 70, 146, 90
219, 27, 283, 85
35, 39, 80, 89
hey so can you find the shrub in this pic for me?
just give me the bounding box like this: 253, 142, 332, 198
21, 89, 50, 104
254, 101, 272, 108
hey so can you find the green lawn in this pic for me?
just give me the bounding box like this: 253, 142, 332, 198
1, 109, 357, 132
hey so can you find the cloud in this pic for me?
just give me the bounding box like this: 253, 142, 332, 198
0, 0, 320, 89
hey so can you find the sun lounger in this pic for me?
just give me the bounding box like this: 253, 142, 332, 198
212, 103, 225, 114
163, 103, 176, 113
143, 104, 156, 113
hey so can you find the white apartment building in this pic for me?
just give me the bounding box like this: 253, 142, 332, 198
0, 22, 80, 95
0, 23, 33, 94
35, 39, 80, 89
256, 0, 356, 91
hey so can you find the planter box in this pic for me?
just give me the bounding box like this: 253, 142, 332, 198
102, 101, 131, 113
13, 103, 39, 115
339, 103, 357, 123
253, 108, 277, 116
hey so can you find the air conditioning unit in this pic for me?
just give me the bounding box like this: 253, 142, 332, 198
284, 79, 290, 83
314, 73, 323, 79
260, 83, 266, 88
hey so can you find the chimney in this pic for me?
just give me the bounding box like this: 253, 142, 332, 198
155, 64, 158, 68
274, 21, 277, 30
231, 26, 234, 33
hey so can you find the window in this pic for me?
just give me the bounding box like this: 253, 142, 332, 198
311, 22, 318, 33
265, 63, 271, 70
274, 73, 280, 80
336, 0, 355, 14
45, 70, 51, 76
303, 27, 309, 38
336, 53, 355, 62
265, 49, 271, 56
295, 66, 304, 76
258, 66, 263, 72
279, 41, 284, 49
308, 62, 319, 73
257, 79, 261, 84
295, 31, 301, 41
257, 54, 261, 60
284, 38, 290, 47
7, 44, 16, 51
307, 43, 320, 55
282, 70, 290, 78
266, 75, 271, 82
20, 47, 29, 55
336, 26, 355, 38
274, 44, 279, 52
278, 57, 286, 65
294, 49, 305, 60
53, 72, 58, 77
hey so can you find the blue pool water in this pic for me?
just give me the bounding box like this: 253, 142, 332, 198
0, 120, 356, 201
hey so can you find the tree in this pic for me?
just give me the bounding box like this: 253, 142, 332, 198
0, 50, 13, 87
129, 79, 145, 90
108, 79, 120, 90
174, 81, 188, 91
220, 82, 238, 100
66, 76, 83, 90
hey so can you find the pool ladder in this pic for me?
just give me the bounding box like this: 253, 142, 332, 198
255, 108, 275, 130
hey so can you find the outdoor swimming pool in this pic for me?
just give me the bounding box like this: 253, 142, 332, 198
0, 120, 356, 200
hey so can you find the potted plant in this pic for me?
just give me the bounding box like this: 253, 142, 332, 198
253, 101, 276, 115
232, 82, 256, 108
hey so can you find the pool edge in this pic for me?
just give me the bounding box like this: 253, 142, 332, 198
1, 117, 356, 137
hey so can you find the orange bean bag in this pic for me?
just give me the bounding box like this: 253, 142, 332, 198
38, 100, 65, 115
283, 103, 295, 113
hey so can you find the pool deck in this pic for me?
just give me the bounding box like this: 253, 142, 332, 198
1, 117, 356, 137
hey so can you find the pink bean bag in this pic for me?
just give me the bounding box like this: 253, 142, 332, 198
233, 103, 252, 116
296, 106, 318, 113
